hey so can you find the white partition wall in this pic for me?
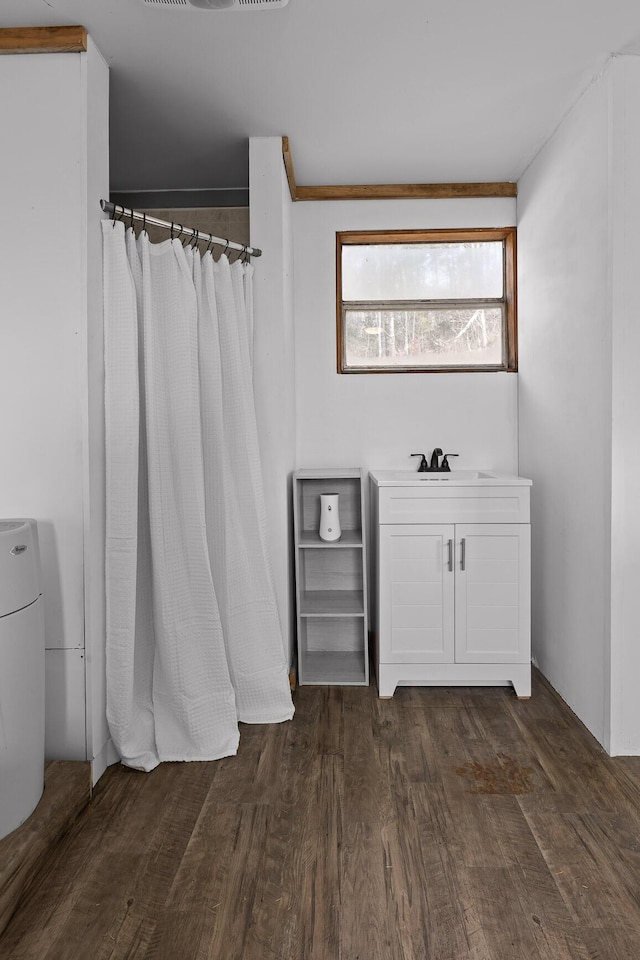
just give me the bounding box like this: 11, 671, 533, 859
0, 39, 111, 779
249, 137, 297, 666
518, 55, 640, 755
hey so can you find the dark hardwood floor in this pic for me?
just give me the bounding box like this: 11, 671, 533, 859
3, 671, 640, 959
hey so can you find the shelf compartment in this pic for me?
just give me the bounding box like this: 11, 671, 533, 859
295, 475, 362, 541
300, 589, 364, 616
298, 546, 363, 594
298, 530, 363, 548
299, 618, 368, 685
302, 651, 367, 685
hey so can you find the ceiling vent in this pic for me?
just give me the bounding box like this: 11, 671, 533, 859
142, 0, 289, 8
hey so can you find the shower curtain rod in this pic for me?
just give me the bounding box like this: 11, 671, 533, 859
100, 200, 262, 258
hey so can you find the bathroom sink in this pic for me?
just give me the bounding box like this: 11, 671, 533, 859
413, 470, 496, 481
370, 470, 531, 486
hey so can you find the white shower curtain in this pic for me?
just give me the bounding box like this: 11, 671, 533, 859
102, 219, 294, 772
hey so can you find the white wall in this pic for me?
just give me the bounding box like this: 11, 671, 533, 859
608, 56, 640, 754
249, 138, 297, 665
0, 43, 110, 776
293, 199, 518, 475
518, 69, 611, 746
518, 55, 640, 753
82, 40, 112, 780
249, 149, 519, 671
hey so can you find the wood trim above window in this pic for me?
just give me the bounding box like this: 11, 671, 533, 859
281, 138, 517, 203
297, 182, 517, 201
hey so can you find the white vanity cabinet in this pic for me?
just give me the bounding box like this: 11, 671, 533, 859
370, 471, 532, 698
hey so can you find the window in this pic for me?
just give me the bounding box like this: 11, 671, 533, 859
336, 228, 517, 373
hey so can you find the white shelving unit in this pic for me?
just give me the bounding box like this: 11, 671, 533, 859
293, 468, 369, 685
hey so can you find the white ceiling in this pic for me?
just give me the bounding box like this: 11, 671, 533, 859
3, 0, 640, 193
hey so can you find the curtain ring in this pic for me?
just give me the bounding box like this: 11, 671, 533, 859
206, 234, 214, 254
190, 226, 199, 249
129, 207, 135, 231
170, 222, 176, 239
141, 213, 147, 235
223, 240, 230, 257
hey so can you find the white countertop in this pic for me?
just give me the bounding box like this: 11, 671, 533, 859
369, 470, 532, 487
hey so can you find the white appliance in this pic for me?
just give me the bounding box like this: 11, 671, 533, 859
0, 519, 45, 841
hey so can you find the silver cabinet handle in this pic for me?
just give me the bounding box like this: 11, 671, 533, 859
447, 538, 453, 572
461, 538, 466, 571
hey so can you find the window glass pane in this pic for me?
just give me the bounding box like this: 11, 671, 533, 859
342, 242, 504, 301
343, 307, 503, 369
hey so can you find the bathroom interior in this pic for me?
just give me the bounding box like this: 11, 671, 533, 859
2, 2, 640, 955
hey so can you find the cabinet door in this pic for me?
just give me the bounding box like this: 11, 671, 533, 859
454, 524, 530, 663
379, 524, 454, 663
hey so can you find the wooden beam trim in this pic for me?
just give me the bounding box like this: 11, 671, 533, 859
296, 182, 517, 201
0, 26, 88, 55
281, 136, 297, 203
281, 139, 517, 201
